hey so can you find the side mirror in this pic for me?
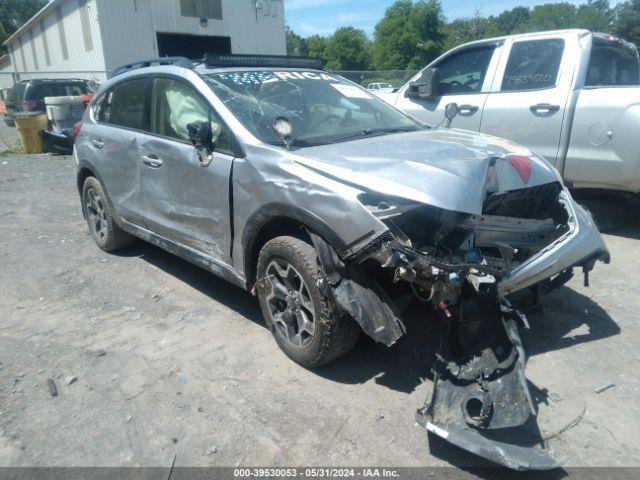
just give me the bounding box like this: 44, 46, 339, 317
187, 121, 214, 167
406, 67, 440, 99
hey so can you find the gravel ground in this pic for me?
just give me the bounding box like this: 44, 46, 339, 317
0, 121, 639, 473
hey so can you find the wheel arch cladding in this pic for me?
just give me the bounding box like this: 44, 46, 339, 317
242, 203, 347, 290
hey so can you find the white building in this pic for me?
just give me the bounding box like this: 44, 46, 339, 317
2, 0, 286, 83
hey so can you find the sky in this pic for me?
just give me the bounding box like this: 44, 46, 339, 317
285, 0, 623, 37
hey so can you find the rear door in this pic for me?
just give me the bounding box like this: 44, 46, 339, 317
564, 37, 640, 191
139, 76, 235, 265
393, 43, 502, 130
84, 76, 152, 225
481, 37, 574, 165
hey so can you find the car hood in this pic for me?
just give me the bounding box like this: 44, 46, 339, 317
293, 129, 562, 215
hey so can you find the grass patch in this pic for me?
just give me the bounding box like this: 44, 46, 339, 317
0, 144, 23, 157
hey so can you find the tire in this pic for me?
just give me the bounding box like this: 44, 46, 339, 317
256, 236, 360, 368
82, 176, 134, 252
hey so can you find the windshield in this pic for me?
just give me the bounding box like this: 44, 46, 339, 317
202, 70, 421, 148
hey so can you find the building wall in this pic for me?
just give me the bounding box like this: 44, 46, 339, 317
98, 0, 286, 73
5, 0, 107, 83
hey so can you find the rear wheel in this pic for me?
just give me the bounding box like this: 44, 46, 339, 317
256, 236, 359, 368
82, 176, 134, 252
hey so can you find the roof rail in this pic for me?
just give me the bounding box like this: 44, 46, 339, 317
204, 53, 324, 70
110, 57, 192, 78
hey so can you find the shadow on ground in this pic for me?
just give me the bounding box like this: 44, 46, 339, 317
110, 225, 620, 475
573, 189, 640, 240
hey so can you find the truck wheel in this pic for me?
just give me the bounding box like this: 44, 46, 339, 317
82, 176, 134, 252
256, 236, 360, 368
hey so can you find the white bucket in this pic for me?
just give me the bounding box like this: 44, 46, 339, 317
45, 96, 85, 131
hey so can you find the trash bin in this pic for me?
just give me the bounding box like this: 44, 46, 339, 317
15, 112, 49, 154
45, 96, 85, 131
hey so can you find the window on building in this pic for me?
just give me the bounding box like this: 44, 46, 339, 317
501, 39, 564, 92
434, 46, 496, 95
152, 77, 231, 152
99, 78, 152, 131
180, 0, 223, 20
78, 0, 94, 52
55, 6, 69, 60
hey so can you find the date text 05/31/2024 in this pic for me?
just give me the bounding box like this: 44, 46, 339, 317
233, 468, 400, 478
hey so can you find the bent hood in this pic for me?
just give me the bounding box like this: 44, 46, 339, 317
293, 129, 562, 215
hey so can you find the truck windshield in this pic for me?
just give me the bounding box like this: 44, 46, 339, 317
203, 70, 420, 148
587, 38, 640, 86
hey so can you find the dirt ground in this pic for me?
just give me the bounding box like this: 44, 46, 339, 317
0, 122, 639, 473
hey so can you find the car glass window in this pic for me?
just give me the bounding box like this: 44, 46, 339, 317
152, 77, 232, 152
27, 83, 58, 100
107, 77, 151, 131
7, 84, 27, 105
435, 46, 495, 95
64, 83, 90, 96
502, 39, 564, 92
203, 71, 420, 148
587, 39, 640, 86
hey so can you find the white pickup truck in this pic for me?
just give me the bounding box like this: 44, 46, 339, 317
378, 29, 640, 194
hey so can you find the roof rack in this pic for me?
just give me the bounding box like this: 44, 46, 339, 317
110, 57, 192, 78
205, 53, 324, 70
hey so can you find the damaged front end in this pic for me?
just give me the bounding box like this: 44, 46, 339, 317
310, 179, 609, 470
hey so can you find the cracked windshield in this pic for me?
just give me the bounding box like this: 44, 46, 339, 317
203, 70, 420, 148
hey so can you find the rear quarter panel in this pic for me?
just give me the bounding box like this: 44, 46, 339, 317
564, 87, 640, 192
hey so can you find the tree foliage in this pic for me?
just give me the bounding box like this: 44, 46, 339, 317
372, 0, 446, 70
285, 0, 639, 70
0, 0, 47, 54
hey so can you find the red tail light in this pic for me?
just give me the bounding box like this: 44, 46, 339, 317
73, 121, 83, 140
22, 100, 37, 111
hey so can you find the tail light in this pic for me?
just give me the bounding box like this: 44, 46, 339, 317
73, 121, 83, 140
22, 100, 37, 111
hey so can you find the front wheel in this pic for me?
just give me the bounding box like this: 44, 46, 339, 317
82, 176, 134, 252
256, 236, 359, 368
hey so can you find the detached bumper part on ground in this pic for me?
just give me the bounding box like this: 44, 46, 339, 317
309, 181, 609, 470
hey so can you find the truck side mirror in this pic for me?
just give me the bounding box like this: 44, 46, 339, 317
406, 67, 440, 99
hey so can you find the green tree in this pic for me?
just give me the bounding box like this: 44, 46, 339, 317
306, 35, 329, 60
444, 8, 501, 49
516, 3, 578, 32
613, 0, 640, 46
323, 27, 372, 70
494, 6, 530, 34
575, 0, 613, 31
285, 25, 308, 56
0, 0, 47, 54
372, 0, 446, 70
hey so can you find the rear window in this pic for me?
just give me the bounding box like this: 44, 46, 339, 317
25, 82, 91, 100
7, 84, 27, 104
587, 39, 640, 86
502, 39, 565, 92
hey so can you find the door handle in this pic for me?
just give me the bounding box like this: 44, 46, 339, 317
458, 104, 479, 115
142, 155, 163, 168
530, 103, 560, 115
92, 139, 104, 149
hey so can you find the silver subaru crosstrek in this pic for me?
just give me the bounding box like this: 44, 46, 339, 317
75, 55, 609, 468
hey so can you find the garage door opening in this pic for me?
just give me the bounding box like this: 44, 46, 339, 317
156, 33, 231, 59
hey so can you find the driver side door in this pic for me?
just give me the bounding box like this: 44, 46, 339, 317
139, 76, 236, 267
394, 44, 502, 130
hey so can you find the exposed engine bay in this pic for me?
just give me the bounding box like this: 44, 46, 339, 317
308, 179, 609, 470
